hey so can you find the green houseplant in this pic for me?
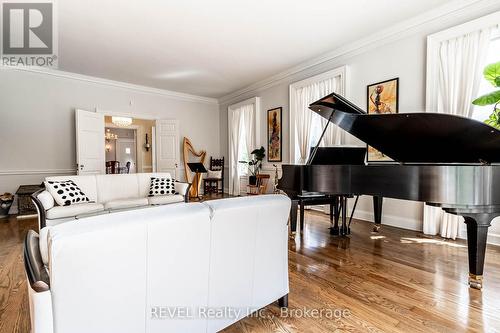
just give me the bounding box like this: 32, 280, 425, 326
472, 61, 500, 130
239, 146, 265, 185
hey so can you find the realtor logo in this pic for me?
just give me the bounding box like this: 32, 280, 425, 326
1, 1, 58, 67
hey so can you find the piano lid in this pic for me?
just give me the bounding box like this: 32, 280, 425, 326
309, 92, 500, 164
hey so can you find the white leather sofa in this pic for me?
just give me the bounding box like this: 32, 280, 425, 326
31, 173, 190, 229
24, 195, 291, 333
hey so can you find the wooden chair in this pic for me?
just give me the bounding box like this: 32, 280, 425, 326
203, 157, 224, 195
106, 161, 120, 174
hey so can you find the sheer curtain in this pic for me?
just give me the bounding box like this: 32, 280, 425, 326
229, 103, 255, 195
424, 28, 492, 239
293, 76, 343, 163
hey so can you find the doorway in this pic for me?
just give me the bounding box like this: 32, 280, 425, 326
104, 116, 155, 174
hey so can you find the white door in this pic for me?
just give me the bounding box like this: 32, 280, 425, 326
155, 120, 179, 179
116, 138, 137, 173
76, 109, 105, 175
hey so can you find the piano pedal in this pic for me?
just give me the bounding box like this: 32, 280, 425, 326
372, 225, 381, 233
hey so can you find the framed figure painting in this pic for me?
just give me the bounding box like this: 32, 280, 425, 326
366, 78, 399, 162
267, 107, 282, 162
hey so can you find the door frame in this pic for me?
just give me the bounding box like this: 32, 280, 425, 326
99, 109, 158, 172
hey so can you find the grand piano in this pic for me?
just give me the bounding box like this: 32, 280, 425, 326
278, 92, 500, 289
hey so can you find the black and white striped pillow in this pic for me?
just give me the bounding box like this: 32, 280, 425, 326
148, 177, 176, 196
44, 180, 91, 206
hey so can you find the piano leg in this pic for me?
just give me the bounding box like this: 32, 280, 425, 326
330, 196, 340, 235
329, 202, 334, 224
290, 200, 298, 234
372, 196, 383, 232
340, 196, 349, 236
300, 201, 305, 233
463, 214, 494, 290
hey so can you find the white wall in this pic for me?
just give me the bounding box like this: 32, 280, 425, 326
0, 68, 220, 196
218, 4, 500, 244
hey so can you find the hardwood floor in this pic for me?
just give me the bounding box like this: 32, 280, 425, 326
1, 208, 500, 333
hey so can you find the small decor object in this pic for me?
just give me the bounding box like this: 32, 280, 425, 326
45, 180, 90, 206
267, 107, 282, 162
366, 78, 399, 162
144, 133, 151, 151
0, 193, 14, 218
149, 177, 176, 196
472, 61, 500, 130
239, 146, 265, 185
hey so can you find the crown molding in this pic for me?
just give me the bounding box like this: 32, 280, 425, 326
1, 66, 218, 105
218, 0, 500, 105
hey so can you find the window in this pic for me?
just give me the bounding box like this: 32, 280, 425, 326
228, 97, 260, 195
472, 30, 500, 121
289, 66, 347, 164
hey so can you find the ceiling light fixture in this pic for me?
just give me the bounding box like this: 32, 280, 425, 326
112, 116, 133, 127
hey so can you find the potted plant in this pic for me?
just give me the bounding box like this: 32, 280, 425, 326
239, 146, 266, 185
472, 61, 500, 129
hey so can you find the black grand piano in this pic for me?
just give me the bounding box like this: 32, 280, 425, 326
278, 92, 500, 289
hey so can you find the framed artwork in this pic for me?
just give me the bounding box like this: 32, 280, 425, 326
267, 107, 282, 162
366, 78, 399, 162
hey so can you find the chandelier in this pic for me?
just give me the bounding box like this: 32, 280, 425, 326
105, 129, 118, 140
111, 116, 132, 127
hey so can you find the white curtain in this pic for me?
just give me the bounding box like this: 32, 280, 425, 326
293, 75, 343, 163
424, 28, 492, 239
229, 103, 255, 195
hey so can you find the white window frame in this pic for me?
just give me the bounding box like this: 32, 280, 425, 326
426, 11, 500, 111
288, 65, 349, 164
227, 97, 261, 194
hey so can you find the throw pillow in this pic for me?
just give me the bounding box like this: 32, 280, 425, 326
207, 170, 222, 179
149, 177, 176, 196
44, 180, 91, 206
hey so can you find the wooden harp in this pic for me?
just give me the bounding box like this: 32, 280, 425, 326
182, 137, 206, 198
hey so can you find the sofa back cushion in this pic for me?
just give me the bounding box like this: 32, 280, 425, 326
202, 195, 291, 332
137, 173, 172, 197
47, 203, 211, 333
45, 175, 98, 203
95, 174, 140, 203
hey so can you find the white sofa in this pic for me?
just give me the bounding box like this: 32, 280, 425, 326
24, 195, 291, 333
31, 173, 190, 229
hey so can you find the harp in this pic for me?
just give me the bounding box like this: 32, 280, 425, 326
182, 137, 206, 198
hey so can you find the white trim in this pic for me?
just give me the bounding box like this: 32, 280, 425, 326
0, 169, 76, 176
1, 66, 218, 105
353, 209, 423, 232
218, 0, 500, 105
288, 66, 348, 164
426, 10, 500, 111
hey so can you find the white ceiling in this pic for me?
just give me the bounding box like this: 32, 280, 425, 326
58, 0, 456, 98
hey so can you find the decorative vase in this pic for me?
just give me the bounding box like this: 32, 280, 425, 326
249, 175, 257, 186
